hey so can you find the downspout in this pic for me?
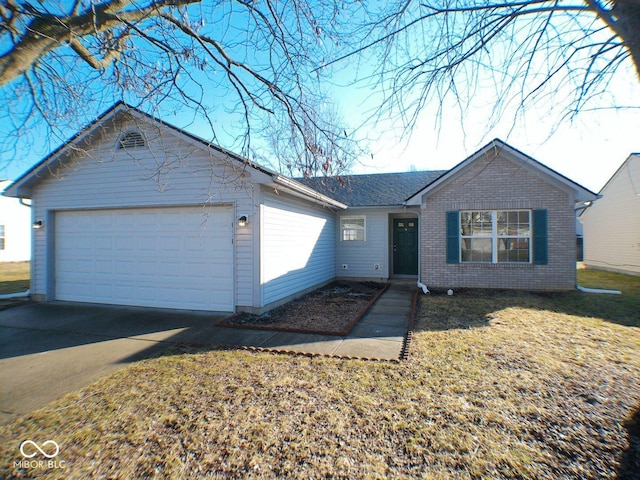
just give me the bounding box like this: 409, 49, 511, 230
416, 280, 429, 294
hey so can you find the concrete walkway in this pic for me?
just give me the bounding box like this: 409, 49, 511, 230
221, 282, 414, 361
0, 283, 414, 424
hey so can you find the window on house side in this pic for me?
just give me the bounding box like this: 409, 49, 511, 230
341, 217, 365, 241
460, 210, 531, 263
0, 225, 5, 250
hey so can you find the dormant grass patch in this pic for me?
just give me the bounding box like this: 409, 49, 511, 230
0, 261, 29, 295
1, 269, 638, 478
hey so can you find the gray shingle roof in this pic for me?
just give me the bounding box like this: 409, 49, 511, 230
298, 171, 447, 207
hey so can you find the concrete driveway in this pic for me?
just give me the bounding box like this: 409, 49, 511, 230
0, 302, 227, 425
0, 286, 411, 424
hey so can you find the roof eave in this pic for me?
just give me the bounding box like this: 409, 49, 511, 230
405, 138, 599, 205
3, 102, 132, 199
271, 175, 348, 209
3, 102, 284, 199
495, 139, 598, 202
340, 203, 418, 209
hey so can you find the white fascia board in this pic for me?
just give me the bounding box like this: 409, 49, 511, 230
405, 139, 598, 205
3, 103, 131, 199
271, 175, 348, 210
497, 142, 598, 202
122, 108, 276, 185
404, 155, 477, 206
1, 183, 17, 198
403, 142, 499, 206
3, 102, 279, 198
344, 204, 420, 211
597, 153, 640, 196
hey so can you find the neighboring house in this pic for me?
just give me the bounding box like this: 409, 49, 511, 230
3, 103, 597, 313
0, 180, 31, 263
575, 212, 585, 262
581, 153, 640, 276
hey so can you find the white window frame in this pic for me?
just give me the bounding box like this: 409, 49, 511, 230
340, 216, 366, 242
460, 210, 531, 263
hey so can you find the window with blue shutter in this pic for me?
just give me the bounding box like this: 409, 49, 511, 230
446, 211, 460, 264
532, 209, 548, 265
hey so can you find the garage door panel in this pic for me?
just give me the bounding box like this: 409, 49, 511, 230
115, 261, 133, 274
55, 207, 234, 311
95, 237, 112, 249
95, 261, 112, 274
137, 261, 157, 276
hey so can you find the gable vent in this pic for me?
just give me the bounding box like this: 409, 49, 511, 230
118, 131, 146, 149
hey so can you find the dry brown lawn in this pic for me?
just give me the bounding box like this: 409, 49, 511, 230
1, 269, 639, 479
0, 262, 29, 295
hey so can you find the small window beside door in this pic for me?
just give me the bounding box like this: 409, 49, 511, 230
341, 216, 366, 242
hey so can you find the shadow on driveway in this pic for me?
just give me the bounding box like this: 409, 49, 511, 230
0, 302, 229, 360
0, 292, 411, 424
0, 302, 229, 424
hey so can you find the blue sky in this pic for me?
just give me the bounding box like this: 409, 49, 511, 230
2, 59, 638, 193
317, 7, 640, 194
341, 62, 640, 193
1, 2, 638, 193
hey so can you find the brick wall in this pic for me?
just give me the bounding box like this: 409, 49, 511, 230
420, 152, 576, 290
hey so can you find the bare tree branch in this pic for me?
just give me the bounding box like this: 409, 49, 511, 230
1, 0, 638, 181
328, 0, 639, 141
0, 0, 365, 179
0, 0, 199, 85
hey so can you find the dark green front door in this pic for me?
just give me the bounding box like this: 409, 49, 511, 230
393, 218, 418, 275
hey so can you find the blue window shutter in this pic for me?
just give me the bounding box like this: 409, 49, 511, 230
533, 209, 548, 265
446, 211, 460, 264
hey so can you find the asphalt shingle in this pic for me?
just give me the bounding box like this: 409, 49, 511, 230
298, 171, 447, 207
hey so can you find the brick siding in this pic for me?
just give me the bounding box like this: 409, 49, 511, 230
420, 152, 576, 290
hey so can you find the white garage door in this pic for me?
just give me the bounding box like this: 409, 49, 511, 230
55, 206, 234, 311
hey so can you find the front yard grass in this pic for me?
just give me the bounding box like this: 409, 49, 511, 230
0, 261, 29, 295
1, 269, 639, 478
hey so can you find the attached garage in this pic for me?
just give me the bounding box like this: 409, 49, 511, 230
54, 206, 234, 311
3, 103, 347, 313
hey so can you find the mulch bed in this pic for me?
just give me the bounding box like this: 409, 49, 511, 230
217, 281, 388, 336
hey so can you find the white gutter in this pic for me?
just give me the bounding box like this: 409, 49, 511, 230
0, 290, 30, 300
272, 175, 348, 210
576, 285, 621, 295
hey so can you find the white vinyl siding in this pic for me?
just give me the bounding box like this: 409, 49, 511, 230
30, 118, 258, 309
261, 195, 336, 306
336, 210, 385, 278
583, 154, 640, 275
55, 207, 233, 311
336, 208, 417, 279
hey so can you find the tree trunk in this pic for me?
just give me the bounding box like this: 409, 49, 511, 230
613, 0, 640, 80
